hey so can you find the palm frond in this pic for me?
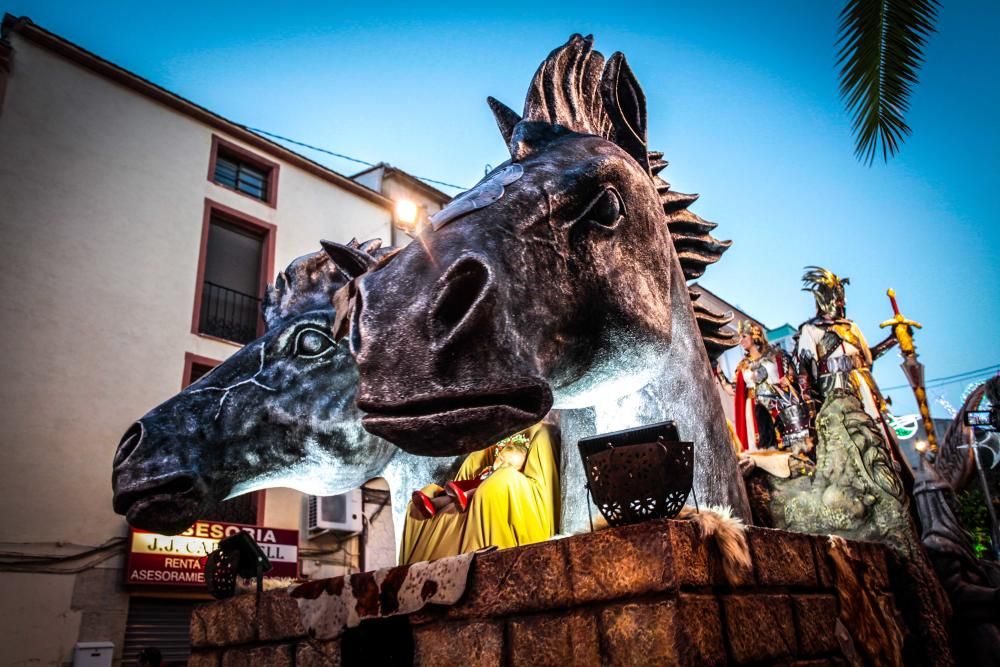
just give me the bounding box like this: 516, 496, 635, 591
836, 0, 939, 164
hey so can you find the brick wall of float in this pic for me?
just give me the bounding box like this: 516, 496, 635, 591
186, 520, 911, 666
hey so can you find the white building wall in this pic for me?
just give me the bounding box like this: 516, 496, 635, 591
0, 33, 392, 666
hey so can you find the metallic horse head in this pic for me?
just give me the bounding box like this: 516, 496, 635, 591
111, 240, 400, 534
352, 35, 737, 456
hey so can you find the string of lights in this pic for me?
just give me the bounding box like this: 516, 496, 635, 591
241, 126, 469, 191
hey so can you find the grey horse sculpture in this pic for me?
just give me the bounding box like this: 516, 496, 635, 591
111, 241, 461, 538
351, 35, 751, 529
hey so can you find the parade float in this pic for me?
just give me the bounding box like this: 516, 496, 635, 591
112, 36, 999, 665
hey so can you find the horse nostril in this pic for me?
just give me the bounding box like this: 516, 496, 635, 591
154, 474, 199, 497
114, 422, 143, 468
431, 257, 491, 342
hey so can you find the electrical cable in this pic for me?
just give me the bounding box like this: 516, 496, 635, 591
882, 364, 1000, 392
0, 548, 123, 574
242, 126, 469, 191
0, 537, 125, 564
0, 537, 127, 574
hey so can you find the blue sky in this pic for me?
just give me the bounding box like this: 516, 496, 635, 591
6, 1, 998, 420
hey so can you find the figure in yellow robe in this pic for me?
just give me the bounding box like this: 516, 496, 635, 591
399, 422, 560, 565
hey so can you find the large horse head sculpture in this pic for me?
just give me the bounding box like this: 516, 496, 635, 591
352, 35, 749, 525
111, 240, 460, 536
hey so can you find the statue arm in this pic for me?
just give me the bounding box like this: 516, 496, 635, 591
869, 333, 898, 363
794, 329, 821, 415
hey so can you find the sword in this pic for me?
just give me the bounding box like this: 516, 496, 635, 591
880, 289, 938, 453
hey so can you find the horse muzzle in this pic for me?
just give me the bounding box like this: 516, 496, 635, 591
359, 383, 552, 455
112, 422, 211, 535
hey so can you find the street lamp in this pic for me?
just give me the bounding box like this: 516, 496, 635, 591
395, 199, 420, 236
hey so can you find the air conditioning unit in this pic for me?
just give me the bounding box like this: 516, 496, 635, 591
307, 489, 363, 535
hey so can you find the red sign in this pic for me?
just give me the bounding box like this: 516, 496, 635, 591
126, 520, 298, 587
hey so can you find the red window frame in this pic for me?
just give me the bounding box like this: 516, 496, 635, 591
208, 134, 280, 208
182, 352, 222, 388
190, 198, 277, 345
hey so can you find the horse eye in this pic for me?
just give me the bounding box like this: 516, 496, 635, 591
583, 188, 624, 228
293, 327, 334, 358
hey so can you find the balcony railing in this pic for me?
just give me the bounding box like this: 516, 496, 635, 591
199, 281, 261, 344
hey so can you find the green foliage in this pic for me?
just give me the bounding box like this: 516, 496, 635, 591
957, 487, 994, 559
836, 0, 939, 164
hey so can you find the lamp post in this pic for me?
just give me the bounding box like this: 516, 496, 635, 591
393, 198, 421, 244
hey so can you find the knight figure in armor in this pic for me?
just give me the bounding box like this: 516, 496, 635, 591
748, 266, 920, 556
733, 320, 813, 454
795, 268, 899, 449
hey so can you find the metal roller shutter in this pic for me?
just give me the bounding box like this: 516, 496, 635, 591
122, 597, 199, 666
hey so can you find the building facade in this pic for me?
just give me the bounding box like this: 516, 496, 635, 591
351, 162, 451, 245
0, 15, 443, 666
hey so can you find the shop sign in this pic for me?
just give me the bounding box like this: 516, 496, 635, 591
125, 520, 298, 587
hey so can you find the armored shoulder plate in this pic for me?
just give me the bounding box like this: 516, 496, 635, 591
816, 329, 844, 360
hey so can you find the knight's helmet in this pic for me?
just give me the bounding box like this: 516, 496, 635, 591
801, 266, 849, 319
736, 319, 770, 354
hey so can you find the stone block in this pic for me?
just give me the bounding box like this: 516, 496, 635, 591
296, 639, 341, 667
187, 651, 222, 667
191, 595, 256, 647
792, 594, 839, 656
668, 520, 712, 586
566, 520, 675, 604
677, 594, 726, 665
599, 599, 680, 666
257, 590, 306, 642
749, 527, 817, 588
220, 644, 293, 667
412, 620, 503, 666
508, 609, 600, 666
447, 541, 572, 618
722, 594, 796, 664
811, 536, 835, 589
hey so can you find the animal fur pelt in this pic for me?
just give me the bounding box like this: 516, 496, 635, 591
826, 535, 905, 667
289, 550, 478, 641
579, 505, 751, 586
679, 505, 751, 585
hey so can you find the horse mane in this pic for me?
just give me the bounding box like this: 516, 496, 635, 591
521, 33, 613, 140
263, 238, 385, 328
514, 34, 737, 357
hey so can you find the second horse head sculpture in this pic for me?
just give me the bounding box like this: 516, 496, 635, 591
352, 35, 750, 527
111, 241, 461, 537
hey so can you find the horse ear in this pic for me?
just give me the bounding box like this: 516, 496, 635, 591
600, 52, 649, 172
358, 238, 383, 254
321, 240, 374, 280
487, 96, 522, 147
